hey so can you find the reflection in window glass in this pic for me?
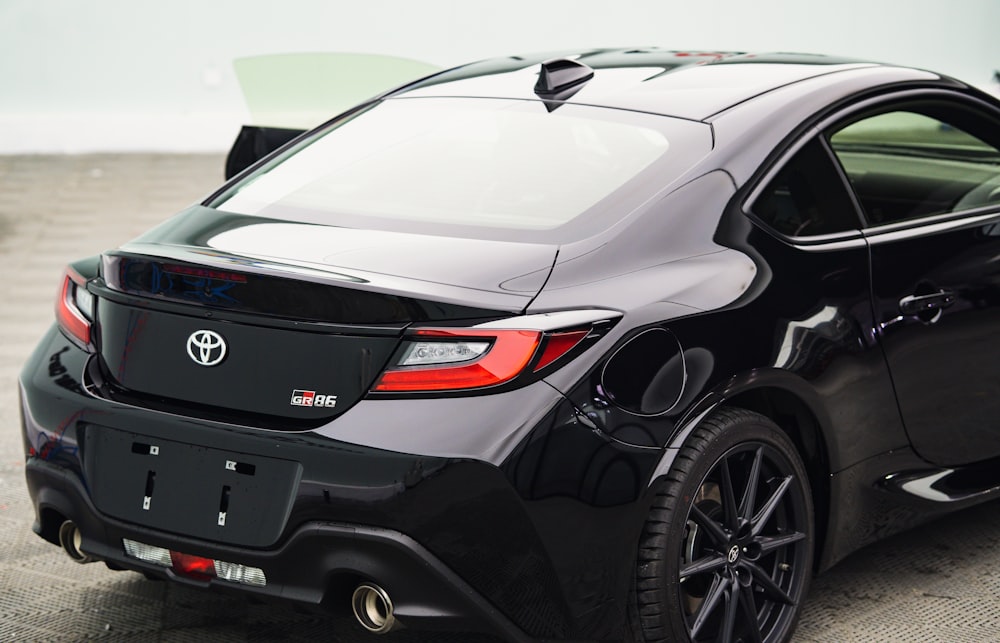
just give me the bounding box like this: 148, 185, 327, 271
215, 98, 674, 231
830, 110, 1000, 225
831, 111, 992, 151
752, 138, 860, 237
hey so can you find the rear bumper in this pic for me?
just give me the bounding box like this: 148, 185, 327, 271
19, 328, 572, 640
20, 325, 658, 641
25, 456, 530, 641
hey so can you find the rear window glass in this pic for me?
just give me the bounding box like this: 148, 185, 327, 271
211, 97, 710, 240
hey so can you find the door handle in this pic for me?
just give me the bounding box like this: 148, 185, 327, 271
898, 290, 956, 315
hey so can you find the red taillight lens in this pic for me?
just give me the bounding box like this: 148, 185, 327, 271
533, 330, 589, 372
373, 329, 542, 392
373, 324, 597, 393
55, 267, 92, 347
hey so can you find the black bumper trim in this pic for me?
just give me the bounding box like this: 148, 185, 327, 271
25, 457, 531, 642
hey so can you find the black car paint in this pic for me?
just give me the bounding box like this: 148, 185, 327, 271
870, 215, 1000, 467
20, 49, 1000, 641
122, 205, 561, 308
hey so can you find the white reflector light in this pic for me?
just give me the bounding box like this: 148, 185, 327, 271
123, 539, 171, 566
399, 340, 490, 366
73, 284, 95, 319
215, 561, 267, 587
122, 538, 266, 587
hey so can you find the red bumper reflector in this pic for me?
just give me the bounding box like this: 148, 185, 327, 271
169, 551, 216, 580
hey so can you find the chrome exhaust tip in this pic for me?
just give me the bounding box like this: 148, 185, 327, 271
351, 583, 398, 634
58, 520, 94, 564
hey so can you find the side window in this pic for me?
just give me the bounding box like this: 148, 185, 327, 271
829, 108, 1000, 225
751, 138, 861, 237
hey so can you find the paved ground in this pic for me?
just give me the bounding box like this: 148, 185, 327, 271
1, 154, 999, 641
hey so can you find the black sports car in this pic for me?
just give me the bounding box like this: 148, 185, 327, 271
20, 49, 1000, 642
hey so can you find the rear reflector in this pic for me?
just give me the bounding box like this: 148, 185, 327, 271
122, 538, 266, 587
122, 539, 171, 566
55, 267, 92, 347
533, 330, 589, 372
170, 551, 215, 580
215, 560, 268, 587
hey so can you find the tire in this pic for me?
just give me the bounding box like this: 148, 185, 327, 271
629, 407, 814, 643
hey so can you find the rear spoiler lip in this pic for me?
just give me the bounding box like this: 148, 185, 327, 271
112, 242, 535, 314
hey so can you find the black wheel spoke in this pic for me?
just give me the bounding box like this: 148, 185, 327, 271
750, 474, 793, 537
681, 554, 728, 579
739, 447, 763, 521
689, 574, 726, 639
690, 504, 730, 546
738, 582, 764, 643
719, 456, 739, 530
747, 561, 796, 605
638, 411, 813, 643
717, 581, 739, 643
758, 530, 806, 555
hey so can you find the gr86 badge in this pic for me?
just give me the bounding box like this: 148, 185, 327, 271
290, 389, 338, 408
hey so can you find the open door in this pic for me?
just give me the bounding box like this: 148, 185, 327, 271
225, 52, 440, 178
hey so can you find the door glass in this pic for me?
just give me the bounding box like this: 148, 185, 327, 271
829, 110, 1000, 225
751, 138, 861, 236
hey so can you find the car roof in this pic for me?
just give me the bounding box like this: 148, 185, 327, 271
392, 48, 936, 121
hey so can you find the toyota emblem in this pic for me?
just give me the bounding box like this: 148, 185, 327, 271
186, 330, 227, 366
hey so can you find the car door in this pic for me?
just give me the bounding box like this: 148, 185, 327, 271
825, 92, 1000, 467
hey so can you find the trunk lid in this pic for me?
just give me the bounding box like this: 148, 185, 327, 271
122, 206, 557, 310
93, 207, 558, 428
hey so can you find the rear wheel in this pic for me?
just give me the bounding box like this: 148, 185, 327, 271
630, 407, 813, 643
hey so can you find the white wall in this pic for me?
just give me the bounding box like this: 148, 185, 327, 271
1, 0, 997, 153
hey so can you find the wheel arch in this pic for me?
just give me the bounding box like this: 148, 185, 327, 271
633, 400, 818, 641
723, 385, 831, 572
655, 371, 838, 573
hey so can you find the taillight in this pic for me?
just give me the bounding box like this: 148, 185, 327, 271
372, 311, 619, 393
373, 329, 541, 392
55, 267, 93, 348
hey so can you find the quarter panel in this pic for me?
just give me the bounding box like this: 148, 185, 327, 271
543, 210, 906, 473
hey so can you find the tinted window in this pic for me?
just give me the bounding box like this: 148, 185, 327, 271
829, 108, 1000, 225
752, 138, 861, 236
211, 97, 711, 240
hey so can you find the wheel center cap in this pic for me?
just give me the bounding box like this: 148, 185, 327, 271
727, 545, 740, 564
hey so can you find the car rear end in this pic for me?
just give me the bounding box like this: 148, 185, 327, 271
23, 247, 623, 639
20, 88, 713, 640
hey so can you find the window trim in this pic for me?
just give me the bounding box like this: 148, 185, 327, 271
743, 126, 866, 249
863, 206, 1000, 245
743, 88, 1000, 250
821, 90, 1000, 228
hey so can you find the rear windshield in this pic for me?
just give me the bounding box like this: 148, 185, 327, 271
211, 97, 711, 242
